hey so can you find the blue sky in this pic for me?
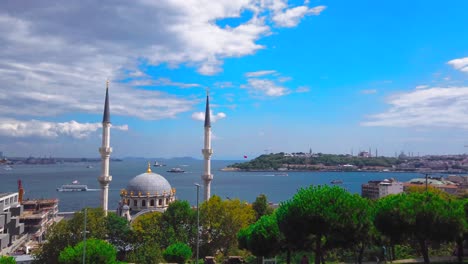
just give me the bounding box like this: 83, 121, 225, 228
0, 0, 467, 159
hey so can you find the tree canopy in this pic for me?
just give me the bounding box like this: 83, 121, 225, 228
58, 238, 118, 264
276, 185, 373, 264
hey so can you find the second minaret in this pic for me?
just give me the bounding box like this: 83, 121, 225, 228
201, 93, 213, 201
98, 80, 113, 216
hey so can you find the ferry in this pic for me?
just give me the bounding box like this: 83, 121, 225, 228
153, 161, 163, 167
57, 181, 88, 192
331, 179, 343, 184
167, 167, 185, 173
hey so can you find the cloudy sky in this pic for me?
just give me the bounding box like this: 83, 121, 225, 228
0, 0, 467, 159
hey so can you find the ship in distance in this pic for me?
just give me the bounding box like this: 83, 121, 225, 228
331, 179, 343, 184
167, 167, 185, 173
57, 180, 88, 192
153, 161, 166, 167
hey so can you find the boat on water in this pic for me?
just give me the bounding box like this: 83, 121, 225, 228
57, 180, 88, 192
3, 165, 12, 171
167, 167, 185, 173
153, 161, 164, 167
331, 179, 343, 184
86, 165, 93, 169
274, 173, 288, 176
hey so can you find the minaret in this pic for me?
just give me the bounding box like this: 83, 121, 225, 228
201, 92, 213, 201
98, 80, 112, 216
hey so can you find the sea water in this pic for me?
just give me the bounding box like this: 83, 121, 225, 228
0, 159, 420, 212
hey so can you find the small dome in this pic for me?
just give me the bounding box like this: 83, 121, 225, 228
126, 172, 172, 195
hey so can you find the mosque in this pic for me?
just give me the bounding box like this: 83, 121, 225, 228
97, 82, 213, 221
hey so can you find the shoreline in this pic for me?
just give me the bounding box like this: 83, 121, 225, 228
220, 167, 464, 174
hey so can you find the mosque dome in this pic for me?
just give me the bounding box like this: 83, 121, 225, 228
126, 170, 172, 195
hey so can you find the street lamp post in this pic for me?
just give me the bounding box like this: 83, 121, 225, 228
194, 183, 201, 264
82, 208, 87, 264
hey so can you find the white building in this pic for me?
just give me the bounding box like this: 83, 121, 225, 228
361, 179, 403, 199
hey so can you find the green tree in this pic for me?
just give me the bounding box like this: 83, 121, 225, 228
58, 238, 118, 264
106, 212, 133, 260
238, 213, 282, 262
33, 220, 73, 264
126, 242, 163, 264
131, 211, 163, 245
375, 192, 465, 264
200, 196, 256, 256
252, 194, 273, 220
33, 208, 108, 264
163, 242, 192, 264
67, 208, 108, 241
0, 256, 16, 264
160, 200, 196, 248
276, 185, 373, 264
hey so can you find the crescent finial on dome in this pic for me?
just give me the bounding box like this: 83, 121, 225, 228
147, 162, 152, 173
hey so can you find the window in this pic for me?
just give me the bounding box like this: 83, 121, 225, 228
142, 200, 146, 207
133, 200, 138, 207
166, 198, 169, 205
150, 199, 155, 206
158, 199, 162, 206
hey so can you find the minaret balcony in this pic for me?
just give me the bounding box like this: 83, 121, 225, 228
202, 174, 213, 181
99, 147, 113, 155
98, 175, 112, 184
202, 149, 213, 156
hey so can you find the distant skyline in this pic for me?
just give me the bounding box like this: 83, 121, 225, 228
0, 1, 467, 159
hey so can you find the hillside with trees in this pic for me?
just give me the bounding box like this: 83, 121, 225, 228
228, 152, 468, 172
228, 152, 399, 171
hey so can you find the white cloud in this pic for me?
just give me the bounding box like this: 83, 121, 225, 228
362, 86, 468, 129
245, 70, 277, 77
272, 5, 326, 28
243, 78, 290, 97
0, 119, 128, 139
191, 111, 227, 122
0, 1, 325, 121
128, 77, 200, 88
448, 57, 468, 73
361, 89, 377, 94
416, 85, 429, 89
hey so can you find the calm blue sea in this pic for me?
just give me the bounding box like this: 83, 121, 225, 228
0, 160, 421, 212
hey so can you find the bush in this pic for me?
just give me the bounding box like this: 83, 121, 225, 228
0, 256, 16, 264
163, 242, 192, 264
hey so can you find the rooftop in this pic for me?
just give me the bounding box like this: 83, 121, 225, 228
0, 192, 15, 199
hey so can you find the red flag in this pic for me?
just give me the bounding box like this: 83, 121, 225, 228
243, 155, 247, 159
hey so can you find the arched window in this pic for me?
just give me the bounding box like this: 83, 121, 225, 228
150, 199, 155, 206
166, 198, 169, 205
133, 200, 138, 207
142, 200, 146, 207
158, 199, 162, 206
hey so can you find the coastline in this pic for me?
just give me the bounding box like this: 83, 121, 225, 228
220, 167, 463, 174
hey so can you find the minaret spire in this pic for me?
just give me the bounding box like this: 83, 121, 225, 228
201, 90, 213, 201
98, 79, 113, 216
204, 89, 211, 128
103, 79, 110, 123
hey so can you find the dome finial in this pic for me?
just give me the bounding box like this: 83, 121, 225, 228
146, 162, 152, 173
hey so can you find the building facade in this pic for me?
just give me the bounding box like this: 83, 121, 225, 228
0, 192, 25, 254
20, 199, 59, 242
361, 179, 403, 199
